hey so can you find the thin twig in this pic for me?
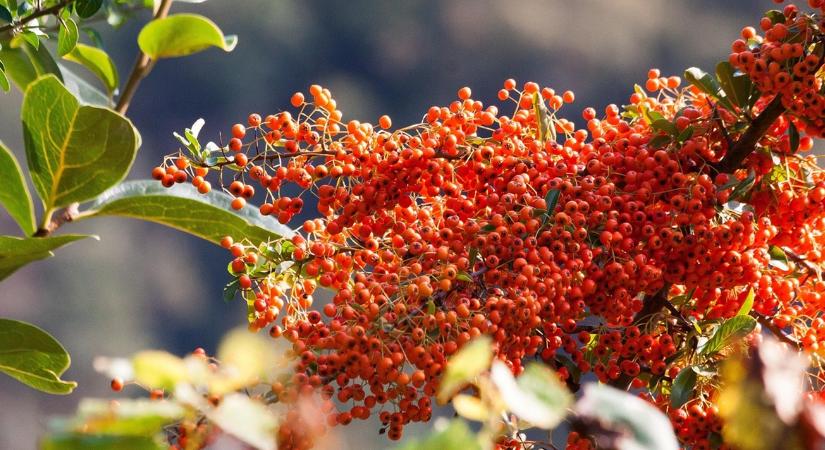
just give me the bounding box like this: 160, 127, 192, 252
114, 0, 173, 115
33, 203, 79, 237
752, 312, 800, 349
0, 0, 74, 34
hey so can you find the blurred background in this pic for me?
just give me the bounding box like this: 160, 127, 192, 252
0, 0, 789, 448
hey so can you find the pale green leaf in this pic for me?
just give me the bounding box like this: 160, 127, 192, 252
57, 18, 79, 57
0, 234, 91, 281
138, 14, 237, 59
0, 318, 76, 394
131, 351, 188, 390
437, 336, 492, 403
63, 43, 118, 94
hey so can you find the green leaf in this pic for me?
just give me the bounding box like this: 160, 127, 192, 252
73, 398, 185, 436
83, 181, 293, 246
74, 0, 103, 18
0, 234, 91, 281
137, 14, 237, 59
684, 67, 735, 111
716, 61, 752, 109
57, 18, 79, 57
0, 5, 11, 22
651, 119, 677, 136
698, 315, 757, 357
576, 383, 679, 450
437, 336, 492, 403
677, 125, 694, 143
491, 361, 572, 429
63, 43, 118, 94
532, 92, 553, 142
223, 278, 239, 302
729, 170, 756, 201
206, 393, 278, 450
131, 350, 188, 390
544, 188, 560, 215
789, 122, 799, 154
0, 64, 8, 91
20, 30, 40, 50
764, 10, 785, 25
648, 134, 672, 148
0, 318, 76, 394
0, 141, 35, 234
19, 39, 63, 81
59, 63, 111, 106
670, 366, 697, 408
40, 434, 164, 450
397, 419, 481, 450
21, 75, 139, 211
455, 271, 472, 283
0, 44, 39, 91
737, 288, 755, 317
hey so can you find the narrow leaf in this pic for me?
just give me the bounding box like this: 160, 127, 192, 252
698, 315, 757, 356
0, 141, 36, 234
684, 67, 736, 111
789, 122, 799, 154
736, 288, 755, 317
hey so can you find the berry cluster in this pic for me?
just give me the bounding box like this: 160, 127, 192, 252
152, 4, 825, 449
731, 2, 825, 136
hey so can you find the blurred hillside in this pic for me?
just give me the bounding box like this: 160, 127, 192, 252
0, 1, 799, 448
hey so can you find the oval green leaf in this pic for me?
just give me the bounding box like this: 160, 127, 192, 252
0, 234, 91, 281
670, 366, 697, 408
21, 75, 140, 211
57, 18, 79, 57
82, 180, 293, 246
138, 14, 237, 59
0, 318, 76, 394
698, 315, 757, 357
0, 141, 35, 234
74, 0, 103, 19
63, 43, 118, 94
684, 67, 735, 112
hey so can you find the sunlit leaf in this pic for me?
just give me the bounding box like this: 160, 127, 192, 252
397, 419, 481, 450
491, 361, 572, 429
437, 336, 492, 404
138, 14, 237, 59
0, 140, 35, 234
21, 75, 139, 210
63, 43, 118, 94
0, 234, 92, 281
206, 394, 278, 450
0, 318, 76, 394
698, 315, 756, 357
83, 180, 293, 246
131, 351, 188, 390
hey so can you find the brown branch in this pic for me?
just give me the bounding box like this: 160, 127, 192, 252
752, 312, 800, 349
711, 94, 786, 173
0, 0, 74, 34
114, 0, 173, 115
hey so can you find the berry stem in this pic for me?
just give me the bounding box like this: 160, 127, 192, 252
114, 0, 173, 115
711, 94, 786, 174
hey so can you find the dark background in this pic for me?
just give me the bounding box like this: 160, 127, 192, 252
0, 1, 797, 448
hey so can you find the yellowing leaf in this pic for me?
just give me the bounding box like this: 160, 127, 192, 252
437, 336, 492, 404
132, 351, 188, 390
